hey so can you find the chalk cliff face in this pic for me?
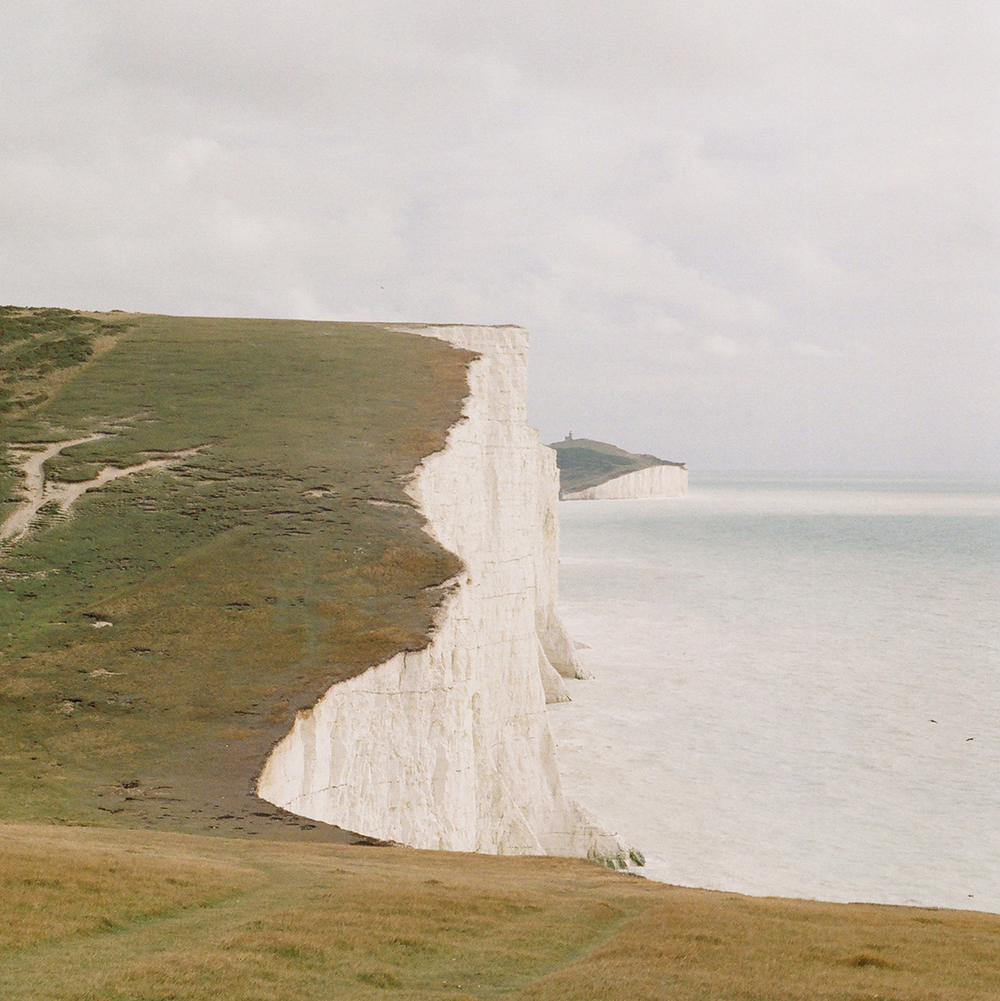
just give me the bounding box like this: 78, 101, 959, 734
258, 324, 613, 856
561, 464, 688, 501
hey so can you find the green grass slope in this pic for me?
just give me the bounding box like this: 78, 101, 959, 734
0, 309, 472, 841
548, 437, 685, 496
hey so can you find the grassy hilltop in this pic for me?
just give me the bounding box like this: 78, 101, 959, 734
2, 309, 999, 1000
0, 308, 470, 838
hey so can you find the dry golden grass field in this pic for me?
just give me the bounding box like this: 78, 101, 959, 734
4, 821, 1000, 1001
3, 309, 999, 999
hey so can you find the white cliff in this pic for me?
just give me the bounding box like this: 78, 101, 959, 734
561, 464, 688, 501
258, 324, 618, 857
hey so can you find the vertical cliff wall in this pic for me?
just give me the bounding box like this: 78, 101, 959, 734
258, 324, 614, 856
561, 464, 688, 500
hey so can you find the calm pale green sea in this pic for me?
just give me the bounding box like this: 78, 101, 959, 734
551, 474, 1000, 911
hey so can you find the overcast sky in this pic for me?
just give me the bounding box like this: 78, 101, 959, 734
2, 2, 997, 473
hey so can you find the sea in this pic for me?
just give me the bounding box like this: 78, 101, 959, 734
549, 474, 1000, 912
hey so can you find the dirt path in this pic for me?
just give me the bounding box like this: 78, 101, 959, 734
1, 438, 201, 545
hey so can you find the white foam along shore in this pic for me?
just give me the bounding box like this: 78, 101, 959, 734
1, 436, 200, 546
259, 324, 628, 860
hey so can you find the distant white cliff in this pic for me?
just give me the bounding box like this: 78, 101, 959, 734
561, 464, 688, 500
549, 436, 687, 501
258, 324, 620, 858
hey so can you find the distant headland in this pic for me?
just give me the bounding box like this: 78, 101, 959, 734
548, 435, 688, 500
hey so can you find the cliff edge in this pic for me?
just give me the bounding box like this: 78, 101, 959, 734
258, 325, 619, 857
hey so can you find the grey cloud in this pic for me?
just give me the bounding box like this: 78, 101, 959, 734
1, 1, 997, 471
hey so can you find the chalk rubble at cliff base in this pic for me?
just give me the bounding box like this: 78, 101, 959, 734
259, 324, 623, 859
